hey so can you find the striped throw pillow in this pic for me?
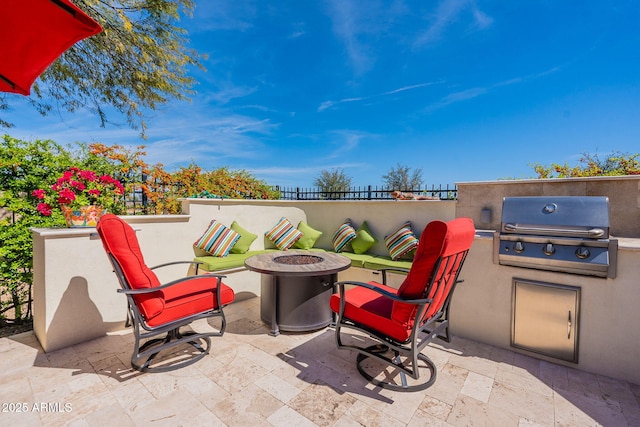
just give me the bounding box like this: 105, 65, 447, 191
194, 220, 241, 257
265, 217, 303, 250
384, 221, 419, 260
332, 219, 357, 252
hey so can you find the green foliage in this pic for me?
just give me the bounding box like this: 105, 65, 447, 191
531, 151, 640, 178
0, 0, 203, 137
0, 136, 72, 325
382, 163, 423, 190
0, 135, 281, 324
313, 168, 353, 199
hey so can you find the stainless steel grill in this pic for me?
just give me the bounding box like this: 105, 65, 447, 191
494, 196, 618, 278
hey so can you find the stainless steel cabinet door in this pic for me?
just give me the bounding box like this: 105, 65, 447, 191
512, 279, 580, 363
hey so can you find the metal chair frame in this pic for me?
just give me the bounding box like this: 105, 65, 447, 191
107, 255, 229, 372
334, 250, 469, 391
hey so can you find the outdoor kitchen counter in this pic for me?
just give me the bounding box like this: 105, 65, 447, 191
476, 229, 640, 249
450, 232, 640, 386
615, 237, 640, 250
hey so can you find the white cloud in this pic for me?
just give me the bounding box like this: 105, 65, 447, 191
325, 0, 372, 75
323, 0, 406, 75
318, 81, 441, 112
413, 0, 493, 48
425, 66, 561, 111
190, 1, 256, 32
326, 130, 369, 158
208, 83, 257, 105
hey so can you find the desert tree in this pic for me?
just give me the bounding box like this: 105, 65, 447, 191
0, 0, 203, 137
314, 168, 353, 199
382, 163, 423, 190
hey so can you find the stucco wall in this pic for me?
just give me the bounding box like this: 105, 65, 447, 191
32, 199, 456, 352
451, 233, 640, 385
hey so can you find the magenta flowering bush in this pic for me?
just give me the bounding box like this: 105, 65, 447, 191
32, 167, 125, 216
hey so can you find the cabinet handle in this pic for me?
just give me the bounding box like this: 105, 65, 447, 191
567, 310, 572, 339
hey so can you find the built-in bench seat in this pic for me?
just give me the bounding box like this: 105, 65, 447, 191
194, 249, 278, 272
193, 249, 412, 273
189, 214, 418, 299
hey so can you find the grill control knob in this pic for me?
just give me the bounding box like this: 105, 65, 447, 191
543, 243, 555, 256
513, 241, 525, 253
575, 247, 590, 259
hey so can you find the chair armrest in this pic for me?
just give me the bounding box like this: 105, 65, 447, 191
334, 280, 432, 305
117, 274, 226, 295
150, 260, 205, 275
376, 267, 410, 274
150, 261, 203, 270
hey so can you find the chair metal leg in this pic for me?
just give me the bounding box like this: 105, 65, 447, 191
354, 344, 437, 392
131, 326, 214, 373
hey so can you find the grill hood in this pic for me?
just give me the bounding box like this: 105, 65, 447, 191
500, 196, 610, 239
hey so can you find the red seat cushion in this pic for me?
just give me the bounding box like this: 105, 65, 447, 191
330, 282, 414, 343
147, 276, 235, 327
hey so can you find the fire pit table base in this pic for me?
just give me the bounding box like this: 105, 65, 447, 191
260, 274, 334, 335
244, 250, 352, 336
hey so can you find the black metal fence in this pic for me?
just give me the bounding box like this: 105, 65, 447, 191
116, 182, 457, 213
273, 184, 457, 200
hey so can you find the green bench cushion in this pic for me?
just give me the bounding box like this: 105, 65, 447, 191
334, 252, 376, 268
194, 250, 278, 272
194, 248, 412, 272
363, 255, 413, 271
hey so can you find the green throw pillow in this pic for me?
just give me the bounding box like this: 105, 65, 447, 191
229, 221, 258, 254
351, 220, 377, 254
294, 221, 323, 249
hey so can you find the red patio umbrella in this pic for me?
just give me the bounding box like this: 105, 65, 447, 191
0, 0, 102, 96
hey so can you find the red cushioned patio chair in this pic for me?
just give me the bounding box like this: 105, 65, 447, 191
331, 217, 475, 391
96, 214, 235, 372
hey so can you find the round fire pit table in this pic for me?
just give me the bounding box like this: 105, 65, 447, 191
244, 250, 351, 336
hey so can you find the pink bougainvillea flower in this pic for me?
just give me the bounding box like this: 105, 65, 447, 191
78, 170, 97, 181
60, 170, 74, 182
32, 189, 46, 199
36, 203, 53, 216
58, 188, 76, 203
69, 180, 85, 191
33, 167, 125, 218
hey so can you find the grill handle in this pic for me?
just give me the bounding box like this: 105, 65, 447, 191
503, 223, 606, 238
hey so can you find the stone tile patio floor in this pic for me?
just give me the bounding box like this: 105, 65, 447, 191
2, 297, 639, 426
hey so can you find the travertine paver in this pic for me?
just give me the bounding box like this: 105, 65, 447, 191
1, 296, 638, 426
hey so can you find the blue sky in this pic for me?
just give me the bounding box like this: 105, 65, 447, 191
4, 0, 640, 188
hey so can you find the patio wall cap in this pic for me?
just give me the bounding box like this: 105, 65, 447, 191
30, 214, 189, 237
179, 198, 455, 204
456, 175, 640, 186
